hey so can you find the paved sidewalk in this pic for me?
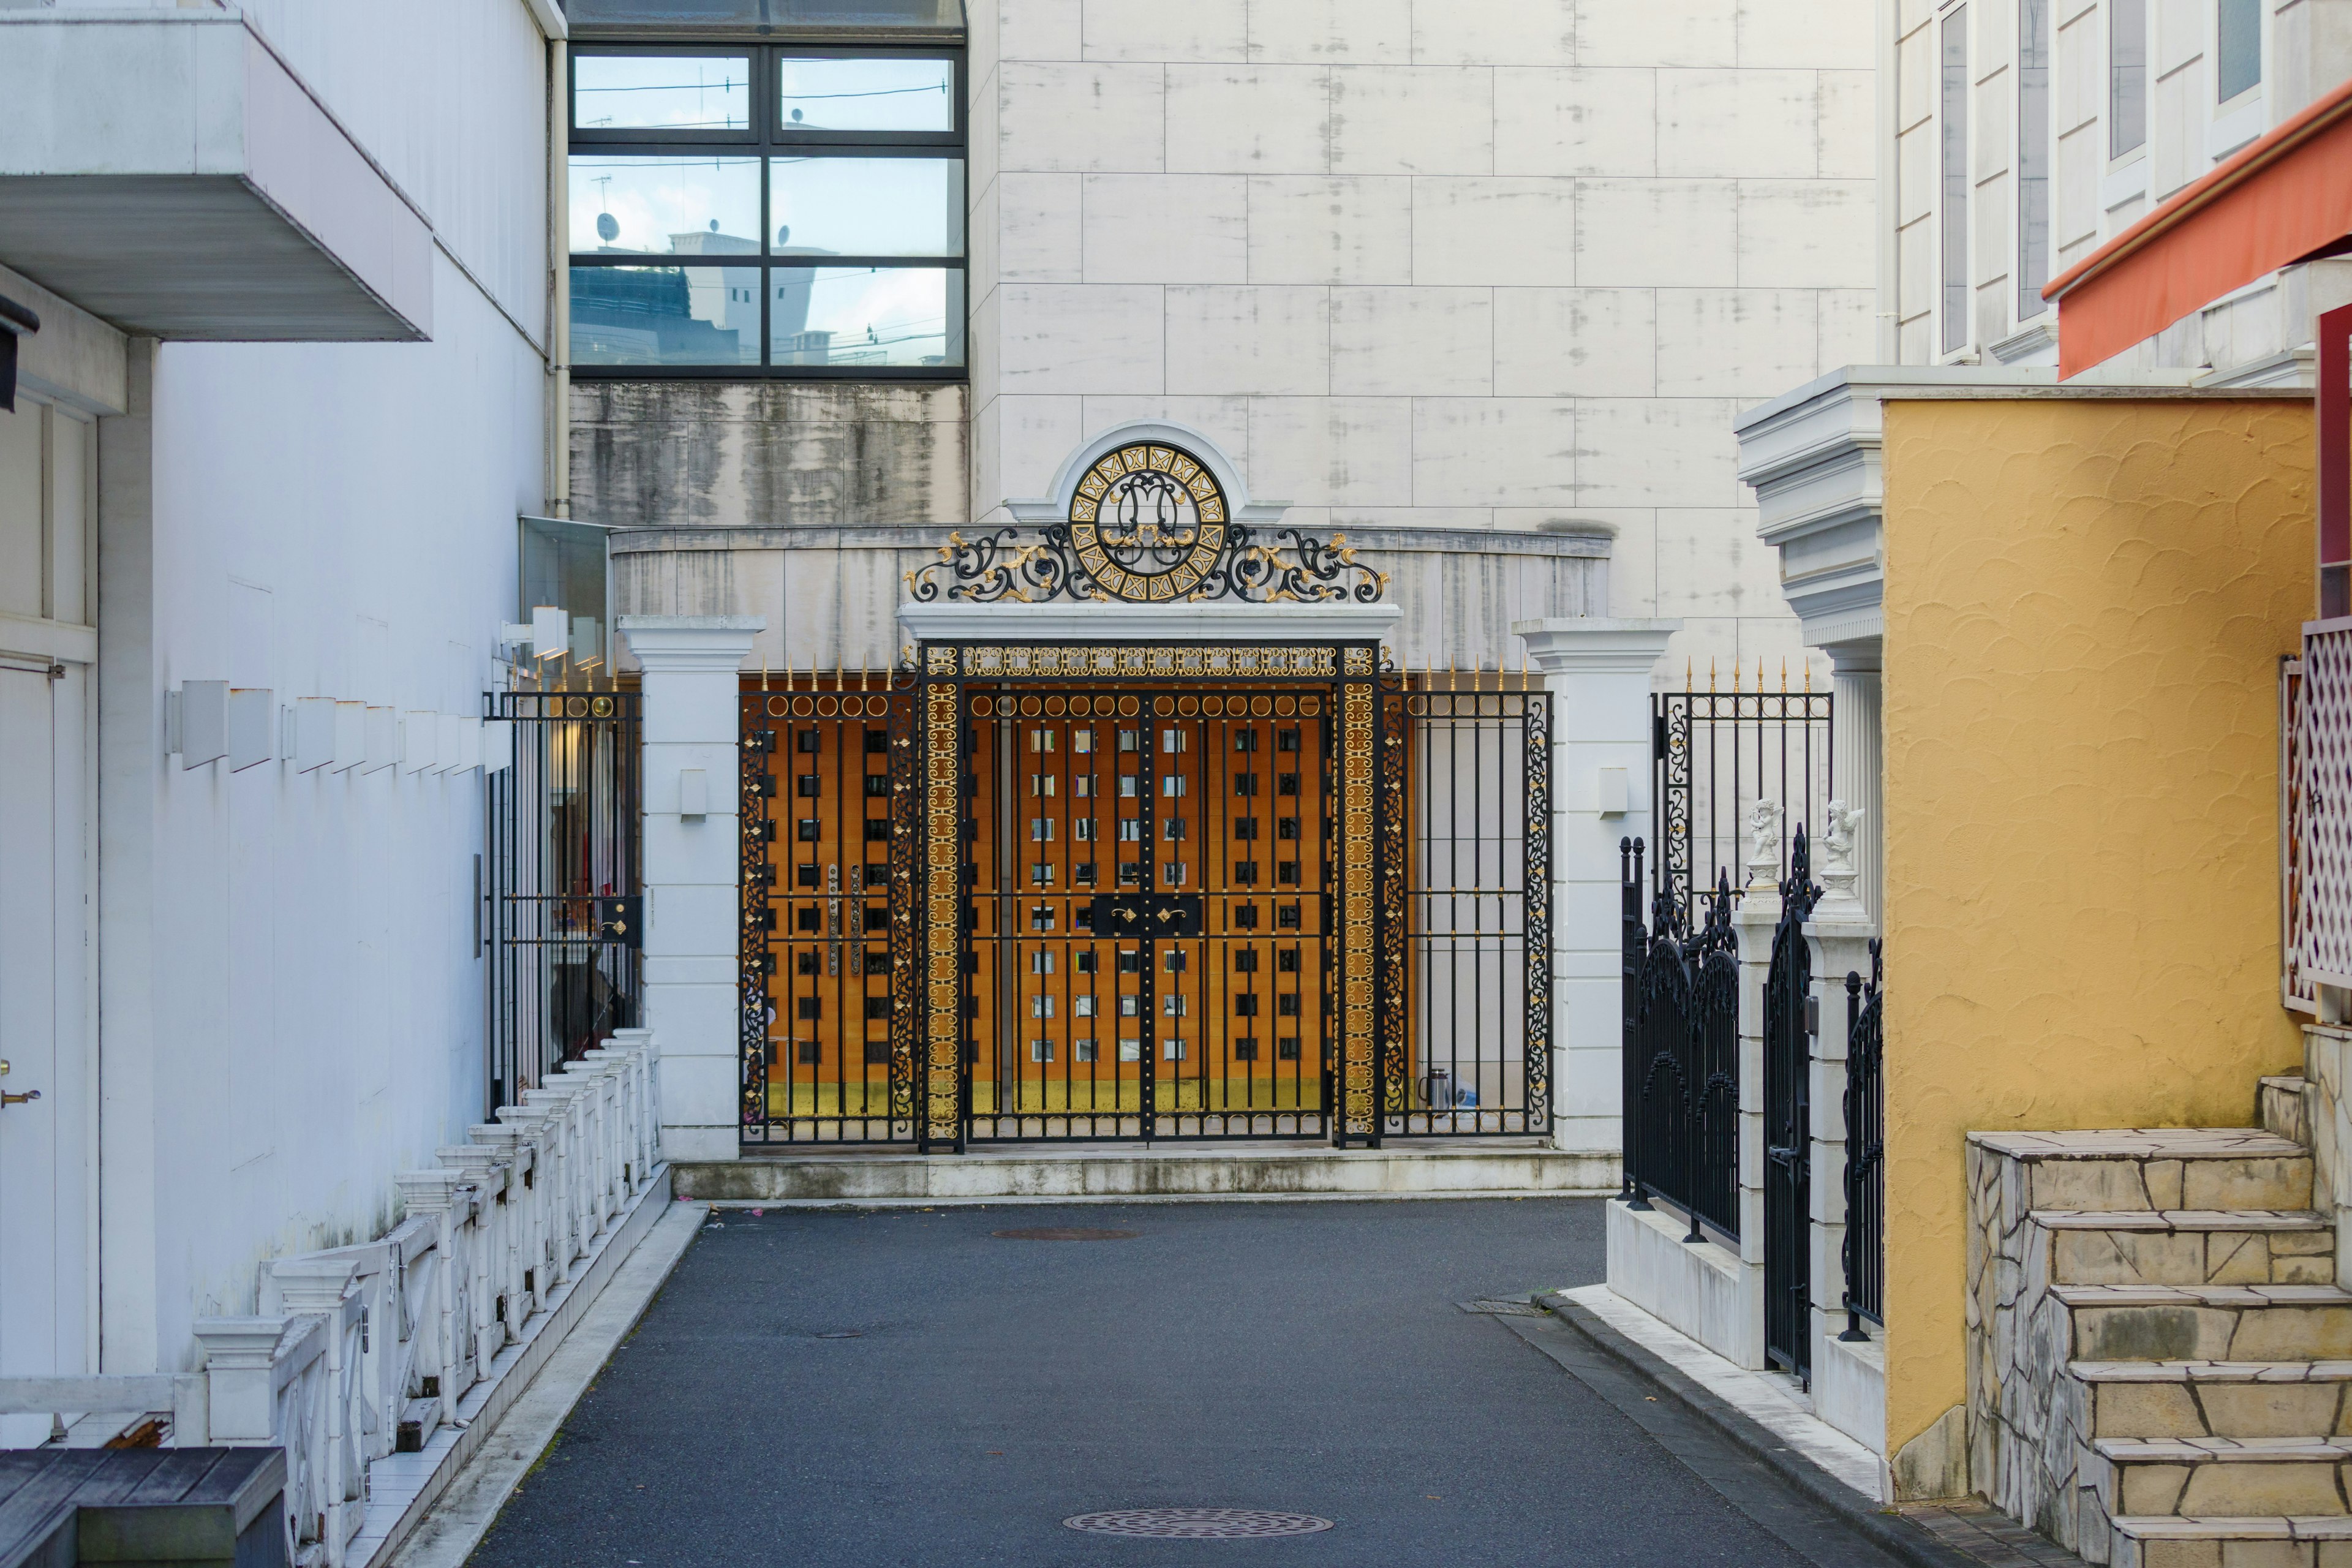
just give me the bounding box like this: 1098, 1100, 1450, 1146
458, 1199, 1964, 1567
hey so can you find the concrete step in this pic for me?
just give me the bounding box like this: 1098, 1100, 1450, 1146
678, 1140, 1615, 1204
1975, 1129, 2314, 1215
2261, 1074, 2316, 1148
2097, 1436, 2352, 1521
2034, 1210, 2335, 1288
2109, 1514, 2352, 1568
2075, 1361, 2352, 1440
2054, 1284, 2352, 1363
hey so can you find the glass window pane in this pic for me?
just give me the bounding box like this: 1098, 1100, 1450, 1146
2109, 0, 2147, 157
574, 55, 751, 132
569, 155, 760, 256
2017, 0, 2050, 318
1940, 8, 1969, 355
2217, 0, 2261, 100
777, 56, 955, 134
571, 265, 762, 366
771, 267, 963, 367
769, 157, 963, 256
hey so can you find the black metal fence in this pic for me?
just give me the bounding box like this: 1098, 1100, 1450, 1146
1839, 940, 1885, 1338
1654, 679, 1831, 916
1620, 839, 1740, 1241
1390, 679, 1551, 1136
1762, 827, 1820, 1379
485, 687, 643, 1114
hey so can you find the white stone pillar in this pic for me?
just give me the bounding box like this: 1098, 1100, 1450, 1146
1825, 639, 1883, 925
1513, 618, 1678, 1160
619, 615, 763, 1165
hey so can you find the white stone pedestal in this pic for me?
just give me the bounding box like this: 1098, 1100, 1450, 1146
619, 616, 763, 1164
1512, 617, 1678, 1157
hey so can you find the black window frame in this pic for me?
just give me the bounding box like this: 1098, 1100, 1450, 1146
567, 42, 968, 382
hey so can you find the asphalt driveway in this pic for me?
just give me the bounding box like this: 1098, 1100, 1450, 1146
465, 1197, 1907, 1567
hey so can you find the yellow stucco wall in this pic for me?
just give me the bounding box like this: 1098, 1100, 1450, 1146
1879, 396, 2312, 1466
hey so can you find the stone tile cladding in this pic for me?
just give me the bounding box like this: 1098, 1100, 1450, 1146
1966, 1119, 2352, 1568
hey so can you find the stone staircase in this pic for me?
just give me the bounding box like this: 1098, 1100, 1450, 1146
1967, 1075, 2352, 1568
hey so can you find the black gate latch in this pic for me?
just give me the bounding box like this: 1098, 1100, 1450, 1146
1090, 892, 1204, 938
595, 895, 643, 948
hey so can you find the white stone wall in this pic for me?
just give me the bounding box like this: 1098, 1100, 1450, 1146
1892, 0, 2352, 380
965, 0, 1877, 680
74, 12, 556, 1376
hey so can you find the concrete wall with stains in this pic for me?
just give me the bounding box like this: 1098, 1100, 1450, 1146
1875, 393, 2312, 1469
569, 381, 969, 529
609, 524, 1611, 673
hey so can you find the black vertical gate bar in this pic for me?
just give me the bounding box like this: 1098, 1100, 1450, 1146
739, 704, 774, 1139
486, 687, 642, 1116
1523, 684, 1551, 1140
1763, 823, 1820, 1380
1840, 938, 1885, 1338
1139, 708, 1159, 1136
1619, 837, 1643, 1204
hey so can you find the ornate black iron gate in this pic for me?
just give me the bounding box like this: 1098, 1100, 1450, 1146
738, 646, 1550, 1148
1620, 841, 1739, 1240
738, 675, 920, 1145
485, 687, 642, 1114
1762, 828, 1820, 1379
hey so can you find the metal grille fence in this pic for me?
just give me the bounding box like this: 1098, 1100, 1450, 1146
484, 687, 642, 1113
739, 676, 919, 1145
2294, 625, 2352, 992
1390, 679, 1551, 1136
1654, 677, 1831, 916
2284, 654, 2318, 1011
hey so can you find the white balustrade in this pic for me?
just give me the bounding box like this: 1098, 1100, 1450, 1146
0, 1032, 668, 1568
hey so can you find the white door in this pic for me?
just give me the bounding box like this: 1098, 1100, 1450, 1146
0, 390, 94, 1443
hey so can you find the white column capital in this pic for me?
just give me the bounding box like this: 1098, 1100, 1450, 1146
1822, 635, 1883, 677
619, 616, 765, 670
1512, 617, 1680, 675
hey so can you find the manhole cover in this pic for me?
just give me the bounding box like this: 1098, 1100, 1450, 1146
991, 1227, 1139, 1242
1457, 1299, 1544, 1317
1063, 1509, 1333, 1539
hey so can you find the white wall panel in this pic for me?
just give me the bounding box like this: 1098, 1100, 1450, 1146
236, 0, 549, 341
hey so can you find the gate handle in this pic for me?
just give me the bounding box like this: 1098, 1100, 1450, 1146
2, 1091, 37, 1107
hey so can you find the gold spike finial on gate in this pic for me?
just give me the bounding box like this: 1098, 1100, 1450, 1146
1707, 657, 1715, 692
1779, 658, 1787, 693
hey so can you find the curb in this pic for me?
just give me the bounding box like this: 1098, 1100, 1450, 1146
1534, 1291, 1980, 1568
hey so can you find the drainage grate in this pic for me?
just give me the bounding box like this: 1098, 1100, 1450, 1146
1457, 1299, 1545, 1317
991, 1227, 1139, 1242
1063, 1509, 1334, 1539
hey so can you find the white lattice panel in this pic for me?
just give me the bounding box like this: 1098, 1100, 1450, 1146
2295, 630, 2352, 990
2284, 657, 2317, 1011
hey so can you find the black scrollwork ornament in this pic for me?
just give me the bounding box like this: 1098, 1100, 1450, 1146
905, 441, 1387, 606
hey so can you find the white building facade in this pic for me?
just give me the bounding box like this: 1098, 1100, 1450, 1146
1889, 0, 2351, 377
0, 0, 561, 1417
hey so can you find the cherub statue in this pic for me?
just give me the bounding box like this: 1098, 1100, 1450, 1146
1745, 797, 1780, 875
1822, 798, 1865, 878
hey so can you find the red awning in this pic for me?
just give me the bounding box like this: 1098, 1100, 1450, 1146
2045, 75, 2352, 379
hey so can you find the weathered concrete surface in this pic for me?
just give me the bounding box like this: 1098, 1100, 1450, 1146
609, 522, 1609, 672
673, 1142, 1617, 1204
570, 380, 968, 529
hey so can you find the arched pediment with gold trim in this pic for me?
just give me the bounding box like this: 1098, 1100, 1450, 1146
905, 425, 1386, 606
